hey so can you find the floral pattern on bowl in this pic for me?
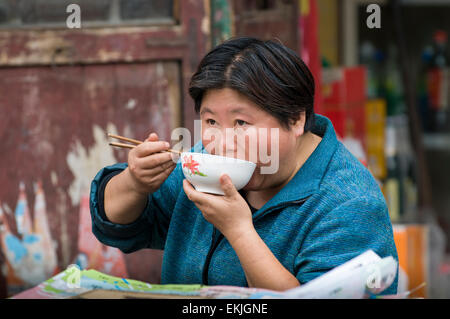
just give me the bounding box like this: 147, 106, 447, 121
182, 154, 207, 177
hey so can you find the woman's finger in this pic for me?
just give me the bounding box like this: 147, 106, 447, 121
219, 174, 238, 198
146, 132, 159, 142
141, 159, 176, 177
138, 151, 173, 169
148, 165, 177, 185
135, 140, 170, 158
183, 179, 208, 205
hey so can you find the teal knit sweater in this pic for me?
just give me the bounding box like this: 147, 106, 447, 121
89, 114, 398, 295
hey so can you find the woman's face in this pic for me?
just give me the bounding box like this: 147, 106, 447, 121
200, 88, 305, 191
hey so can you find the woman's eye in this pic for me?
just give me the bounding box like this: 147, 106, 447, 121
236, 120, 248, 126
206, 119, 216, 126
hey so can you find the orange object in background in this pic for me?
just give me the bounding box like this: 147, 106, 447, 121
365, 99, 387, 180
393, 224, 429, 298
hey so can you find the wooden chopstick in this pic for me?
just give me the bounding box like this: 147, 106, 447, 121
108, 133, 142, 146
109, 142, 135, 149
108, 133, 182, 155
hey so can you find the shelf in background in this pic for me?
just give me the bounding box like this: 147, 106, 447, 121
423, 133, 450, 151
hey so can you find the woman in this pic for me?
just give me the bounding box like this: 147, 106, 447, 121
90, 37, 398, 294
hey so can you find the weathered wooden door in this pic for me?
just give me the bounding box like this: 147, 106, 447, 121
232, 0, 299, 51
0, 0, 208, 296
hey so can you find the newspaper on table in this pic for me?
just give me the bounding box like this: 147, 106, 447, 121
11, 249, 398, 299
270, 250, 397, 299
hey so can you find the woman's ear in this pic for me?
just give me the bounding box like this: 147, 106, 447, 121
291, 112, 306, 138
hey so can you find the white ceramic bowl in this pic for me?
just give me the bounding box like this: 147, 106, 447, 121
181, 152, 256, 195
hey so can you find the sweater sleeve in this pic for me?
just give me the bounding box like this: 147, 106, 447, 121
294, 196, 399, 295
89, 161, 183, 253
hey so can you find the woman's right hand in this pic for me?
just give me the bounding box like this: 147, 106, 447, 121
124, 132, 177, 195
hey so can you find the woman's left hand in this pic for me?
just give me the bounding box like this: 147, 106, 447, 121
182, 174, 254, 242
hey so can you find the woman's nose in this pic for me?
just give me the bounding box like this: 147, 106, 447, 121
203, 127, 242, 157
223, 128, 243, 158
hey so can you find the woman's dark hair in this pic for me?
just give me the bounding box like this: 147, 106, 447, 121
189, 37, 315, 131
